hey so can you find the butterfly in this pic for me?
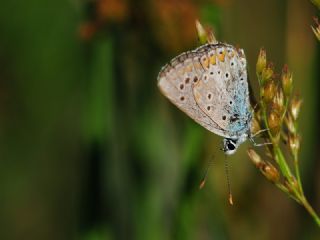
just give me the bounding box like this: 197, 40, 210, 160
157, 42, 252, 154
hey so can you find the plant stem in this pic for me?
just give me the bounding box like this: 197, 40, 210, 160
300, 196, 320, 227
293, 153, 303, 194
273, 138, 320, 227
273, 146, 293, 180
255, 49, 320, 227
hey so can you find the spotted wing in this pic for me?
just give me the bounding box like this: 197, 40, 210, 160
157, 46, 227, 137
192, 44, 251, 138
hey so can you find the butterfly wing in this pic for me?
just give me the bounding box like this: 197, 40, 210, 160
157, 46, 227, 137
192, 44, 251, 138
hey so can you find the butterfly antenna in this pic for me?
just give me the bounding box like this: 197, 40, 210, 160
224, 155, 233, 205
199, 155, 214, 189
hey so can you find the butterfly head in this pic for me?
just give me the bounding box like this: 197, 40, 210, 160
223, 138, 238, 155
223, 134, 248, 155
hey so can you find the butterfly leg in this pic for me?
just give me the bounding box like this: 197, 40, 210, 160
249, 137, 272, 147
251, 128, 269, 138
251, 141, 273, 147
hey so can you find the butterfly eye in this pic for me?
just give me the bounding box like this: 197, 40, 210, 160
227, 142, 235, 150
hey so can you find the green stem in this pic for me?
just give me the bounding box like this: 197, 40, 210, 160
293, 153, 303, 194
275, 183, 300, 203
274, 139, 320, 227
273, 146, 293, 179
256, 65, 320, 227
300, 196, 320, 227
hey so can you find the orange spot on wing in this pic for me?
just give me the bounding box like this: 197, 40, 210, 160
218, 50, 226, 62
210, 54, 216, 65
202, 56, 209, 69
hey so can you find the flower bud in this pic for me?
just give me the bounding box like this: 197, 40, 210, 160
290, 96, 303, 121
281, 65, 293, 97
268, 111, 281, 138
262, 162, 280, 183
256, 48, 266, 77
284, 176, 299, 194
196, 20, 209, 44
288, 134, 300, 156
251, 115, 261, 134
254, 109, 262, 122
206, 28, 218, 44
273, 90, 284, 108
271, 90, 285, 116
285, 115, 296, 134
312, 17, 320, 41
247, 149, 280, 184
247, 148, 263, 168
262, 80, 277, 103
284, 178, 294, 194
261, 64, 274, 84
312, 27, 320, 41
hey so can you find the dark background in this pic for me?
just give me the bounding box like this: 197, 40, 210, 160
0, 0, 319, 239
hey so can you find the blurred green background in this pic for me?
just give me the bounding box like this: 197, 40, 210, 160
0, 0, 319, 239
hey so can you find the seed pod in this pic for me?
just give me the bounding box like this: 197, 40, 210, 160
290, 96, 303, 121
312, 17, 320, 41
281, 65, 293, 97
285, 115, 296, 134
288, 134, 300, 156
247, 148, 263, 168
256, 48, 266, 77
248, 149, 280, 184
268, 111, 281, 138
270, 90, 285, 120
273, 90, 284, 110
251, 115, 261, 135
262, 162, 280, 183
196, 20, 209, 44
262, 80, 277, 103
261, 64, 274, 84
